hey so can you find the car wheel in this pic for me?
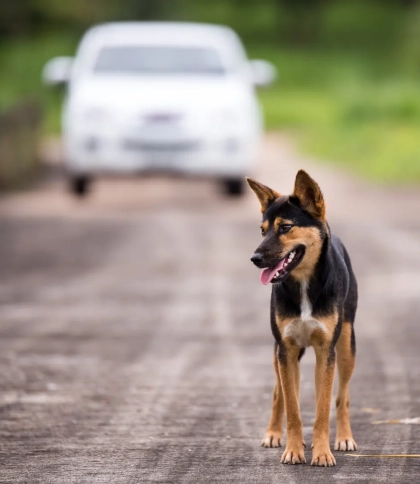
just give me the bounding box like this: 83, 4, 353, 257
222, 178, 244, 197
69, 176, 91, 197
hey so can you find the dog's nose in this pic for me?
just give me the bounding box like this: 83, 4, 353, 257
250, 253, 263, 266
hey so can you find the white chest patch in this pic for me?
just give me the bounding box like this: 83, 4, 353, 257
283, 281, 327, 348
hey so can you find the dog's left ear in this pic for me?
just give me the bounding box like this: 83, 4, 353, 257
293, 170, 326, 221
246, 177, 280, 212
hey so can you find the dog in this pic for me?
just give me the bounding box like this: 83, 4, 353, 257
246, 170, 357, 467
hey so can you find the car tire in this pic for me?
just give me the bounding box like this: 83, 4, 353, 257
222, 178, 245, 197
69, 176, 91, 197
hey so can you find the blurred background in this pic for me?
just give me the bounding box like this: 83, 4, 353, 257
2, 0, 420, 188
1, 2, 420, 482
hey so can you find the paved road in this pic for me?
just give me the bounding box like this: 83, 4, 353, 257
1, 135, 420, 483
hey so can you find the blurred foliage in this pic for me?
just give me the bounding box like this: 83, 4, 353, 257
1, 0, 420, 182
254, 46, 420, 182
0, 33, 77, 130
0, 0, 177, 36
0, 0, 413, 46
0, 102, 42, 189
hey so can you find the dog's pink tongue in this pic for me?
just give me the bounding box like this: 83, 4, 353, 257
260, 268, 273, 285
260, 260, 285, 285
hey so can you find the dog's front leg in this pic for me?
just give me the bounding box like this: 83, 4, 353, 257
278, 342, 306, 465
262, 344, 285, 448
311, 338, 336, 467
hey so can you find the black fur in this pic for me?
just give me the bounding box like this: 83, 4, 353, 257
298, 348, 306, 361
271, 298, 287, 366
255, 196, 358, 363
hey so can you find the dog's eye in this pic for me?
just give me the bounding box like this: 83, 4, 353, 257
261, 227, 266, 236
279, 224, 293, 234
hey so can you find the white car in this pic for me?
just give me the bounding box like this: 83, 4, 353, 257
43, 22, 276, 197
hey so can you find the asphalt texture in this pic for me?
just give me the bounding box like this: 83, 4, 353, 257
1, 135, 420, 483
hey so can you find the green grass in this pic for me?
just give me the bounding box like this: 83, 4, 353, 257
0, 32, 78, 133
1, 33, 420, 183
251, 46, 420, 183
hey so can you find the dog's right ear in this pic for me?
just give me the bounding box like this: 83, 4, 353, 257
246, 178, 280, 212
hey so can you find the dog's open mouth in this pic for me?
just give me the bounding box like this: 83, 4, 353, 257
260, 246, 305, 285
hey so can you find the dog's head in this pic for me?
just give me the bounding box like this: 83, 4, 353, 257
246, 170, 328, 285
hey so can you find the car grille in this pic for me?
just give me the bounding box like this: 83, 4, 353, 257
122, 140, 200, 152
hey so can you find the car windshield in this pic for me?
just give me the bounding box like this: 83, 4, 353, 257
93, 45, 226, 75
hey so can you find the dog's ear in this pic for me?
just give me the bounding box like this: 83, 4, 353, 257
292, 170, 325, 221
246, 178, 280, 212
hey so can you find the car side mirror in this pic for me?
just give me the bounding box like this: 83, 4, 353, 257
249, 59, 277, 87
42, 56, 74, 87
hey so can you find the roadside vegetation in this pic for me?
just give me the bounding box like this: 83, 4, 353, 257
0, 33, 77, 132
1, 0, 420, 183
254, 46, 420, 183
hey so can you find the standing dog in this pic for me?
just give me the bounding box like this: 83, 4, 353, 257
246, 170, 357, 467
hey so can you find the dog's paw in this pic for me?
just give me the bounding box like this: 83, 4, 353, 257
261, 430, 283, 448
334, 437, 357, 451
311, 445, 336, 467
280, 445, 306, 464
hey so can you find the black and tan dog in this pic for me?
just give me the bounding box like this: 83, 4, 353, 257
246, 170, 357, 467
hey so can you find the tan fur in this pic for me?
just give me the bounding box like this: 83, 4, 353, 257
273, 217, 294, 232
269, 311, 338, 466
310, 312, 338, 411
311, 326, 337, 466
246, 178, 280, 213
248, 173, 326, 281
287, 227, 323, 281
261, 220, 269, 235
269, 225, 324, 282
275, 314, 296, 333
261, 347, 284, 448
278, 341, 306, 464
334, 322, 357, 451
249, 170, 354, 465
293, 170, 326, 221
310, 311, 338, 343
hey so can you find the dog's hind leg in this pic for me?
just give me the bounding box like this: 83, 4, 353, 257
261, 344, 284, 448
296, 348, 306, 447
296, 348, 305, 404
334, 322, 357, 451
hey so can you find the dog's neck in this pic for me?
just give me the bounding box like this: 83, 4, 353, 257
275, 232, 333, 312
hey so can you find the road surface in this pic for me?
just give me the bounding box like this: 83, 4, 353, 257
1, 135, 420, 483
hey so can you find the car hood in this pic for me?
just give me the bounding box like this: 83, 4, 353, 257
69, 76, 252, 112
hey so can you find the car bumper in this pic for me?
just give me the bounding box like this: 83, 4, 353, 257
64, 132, 259, 177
